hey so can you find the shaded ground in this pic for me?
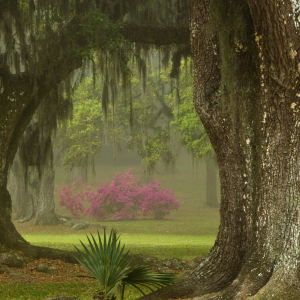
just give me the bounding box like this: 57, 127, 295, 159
0, 254, 96, 285
0, 254, 202, 285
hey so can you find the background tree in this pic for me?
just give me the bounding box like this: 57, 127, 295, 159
57, 61, 176, 183
0, 0, 128, 252
172, 58, 219, 208
7, 81, 73, 226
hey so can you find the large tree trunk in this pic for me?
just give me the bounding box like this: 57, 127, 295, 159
205, 153, 219, 208
136, 2, 249, 299
0, 39, 81, 260
0, 93, 79, 261
138, 1, 300, 299
207, 1, 300, 298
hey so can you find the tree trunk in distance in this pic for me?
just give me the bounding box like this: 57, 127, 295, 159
10, 151, 61, 225
8, 163, 19, 214
0, 47, 81, 260
35, 155, 61, 225
0, 138, 81, 262
0, 1, 131, 263
14, 174, 34, 223
205, 154, 219, 208
140, 159, 154, 184
11, 157, 35, 223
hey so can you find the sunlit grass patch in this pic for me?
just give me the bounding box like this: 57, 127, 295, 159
22, 232, 216, 260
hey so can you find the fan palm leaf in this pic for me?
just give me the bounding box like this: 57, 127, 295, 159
73, 229, 176, 300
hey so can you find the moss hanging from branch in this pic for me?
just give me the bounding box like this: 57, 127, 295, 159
1, 0, 191, 191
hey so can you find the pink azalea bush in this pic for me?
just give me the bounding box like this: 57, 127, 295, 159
59, 177, 86, 219
137, 181, 179, 219
59, 169, 180, 220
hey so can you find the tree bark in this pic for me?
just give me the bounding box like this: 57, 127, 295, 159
10, 156, 35, 223
121, 23, 190, 46
10, 156, 61, 225
35, 153, 61, 225
0, 14, 82, 254
137, 1, 300, 299
0, 90, 82, 261
205, 153, 219, 208
208, 1, 300, 298
136, 2, 250, 299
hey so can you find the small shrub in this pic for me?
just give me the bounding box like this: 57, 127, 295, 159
73, 229, 176, 300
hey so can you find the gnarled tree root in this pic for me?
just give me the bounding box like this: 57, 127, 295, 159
135, 254, 300, 300
2, 242, 80, 263
135, 277, 195, 300
189, 273, 300, 300
135, 254, 240, 300
246, 267, 300, 300
185, 260, 300, 300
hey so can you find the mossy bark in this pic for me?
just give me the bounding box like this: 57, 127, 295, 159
0, 24, 81, 253
0, 87, 76, 258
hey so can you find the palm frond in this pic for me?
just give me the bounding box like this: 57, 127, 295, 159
72, 229, 177, 300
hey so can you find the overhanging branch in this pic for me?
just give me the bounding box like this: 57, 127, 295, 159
121, 22, 190, 46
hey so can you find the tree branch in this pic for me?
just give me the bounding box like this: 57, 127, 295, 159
121, 22, 190, 46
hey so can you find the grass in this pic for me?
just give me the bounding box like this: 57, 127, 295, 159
2, 159, 220, 299
0, 282, 153, 300
21, 232, 216, 260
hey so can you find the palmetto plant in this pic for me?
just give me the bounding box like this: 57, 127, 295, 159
73, 229, 176, 300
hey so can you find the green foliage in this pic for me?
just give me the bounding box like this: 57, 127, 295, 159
73, 229, 176, 300
57, 56, 214, 176
137, 129, 175, 174
56, 77, 104, 173
125, 64, 176, 174
71, 12, 125, 60
172, 101, 211, 158
171, 59, 212, 158
56, 58, 176, 176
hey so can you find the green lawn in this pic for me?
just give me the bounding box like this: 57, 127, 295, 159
22, 232, 217, 260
